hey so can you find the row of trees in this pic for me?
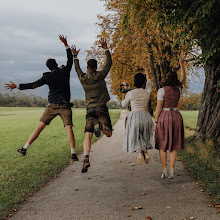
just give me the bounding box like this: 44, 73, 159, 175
87, 0, 219, 140
0, 93, 47, 107
0, 93, 122, 109
0, 92, 203, 110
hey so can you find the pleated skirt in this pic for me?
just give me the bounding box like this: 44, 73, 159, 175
123, 111, 154, 153
155, 110, 185, 151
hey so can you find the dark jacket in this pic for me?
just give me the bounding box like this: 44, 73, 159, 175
19, 47, 73, 104
74, 50, 112, 108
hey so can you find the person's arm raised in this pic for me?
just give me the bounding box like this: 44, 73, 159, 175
141, 60, 152, 93
59, 35, 73, 71
71, 45, 84, 79
98, 39, 112, 79
179, 55, 186, 86
141, 60, 151, 80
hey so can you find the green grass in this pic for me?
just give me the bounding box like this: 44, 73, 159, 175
180, 110, 199, 131
179, 110, 220, 204
0, 107, 122, 219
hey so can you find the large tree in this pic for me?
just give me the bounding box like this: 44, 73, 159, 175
155, 0, 220, 140
87, 0, 190, 111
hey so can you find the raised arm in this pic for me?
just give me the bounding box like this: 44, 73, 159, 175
179, 55, 186, 86
141, 60, 152, 93
98, 39, 112, 79
59, 35, 73, 71
71, 45, 85, 79
141, 60, 151, 80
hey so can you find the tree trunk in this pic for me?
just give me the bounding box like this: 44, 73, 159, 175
195, 63, 220, 141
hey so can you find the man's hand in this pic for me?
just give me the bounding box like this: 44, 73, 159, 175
5, 81, 17, 92
59, 34, 68, 47
71, 45, 81, 58
98, 38, 108, 50
141, 60, 149, 70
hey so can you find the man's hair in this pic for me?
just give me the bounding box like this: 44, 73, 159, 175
87, 59, 97, 70
46, 58, 58, 70
134, 72, 146, 88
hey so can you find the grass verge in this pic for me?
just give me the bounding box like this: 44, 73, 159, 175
179, 137, 220, 204
0, 107, 122, 219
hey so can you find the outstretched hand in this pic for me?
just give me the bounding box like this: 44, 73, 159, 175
71, 45, 81, 57
141, 60, 149, 70
179, 55, 186, 65
59, 35, 68, 46
98, 38, 108, 49
5, 81, 17, 92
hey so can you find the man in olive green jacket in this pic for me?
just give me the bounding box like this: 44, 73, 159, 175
72, 39, 112, 173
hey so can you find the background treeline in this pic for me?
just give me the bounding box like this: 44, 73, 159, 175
0, 92, 202, 110
178, 93, 202, 110
0, 93, 122, 109
0, 93, 47, 107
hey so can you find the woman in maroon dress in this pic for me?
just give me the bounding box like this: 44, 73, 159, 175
154, 56, 186, 179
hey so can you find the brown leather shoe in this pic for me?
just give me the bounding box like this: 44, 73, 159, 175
82, 156, 90, 173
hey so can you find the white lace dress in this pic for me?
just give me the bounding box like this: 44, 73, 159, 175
122, 80, 154, 152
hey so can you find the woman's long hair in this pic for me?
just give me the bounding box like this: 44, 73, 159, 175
162, 71, 183, 89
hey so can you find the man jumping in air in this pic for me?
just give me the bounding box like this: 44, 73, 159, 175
72, 39, 112, 173
5, 35, 78, 161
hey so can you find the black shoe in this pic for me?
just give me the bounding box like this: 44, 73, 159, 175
71, 153, 79, 161
17, 148, 27, 156
82, 156, 90, 173
93, 119, 101, 137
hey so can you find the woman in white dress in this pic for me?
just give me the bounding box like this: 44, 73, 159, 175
122, 61, 153, 165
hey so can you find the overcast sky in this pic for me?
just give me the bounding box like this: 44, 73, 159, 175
0, 0, 108, 99
0, 0, 204, 100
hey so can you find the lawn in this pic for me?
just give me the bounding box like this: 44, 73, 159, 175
0, 107, 122, 219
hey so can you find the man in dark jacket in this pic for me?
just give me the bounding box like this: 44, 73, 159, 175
72, 39, 112, 173
5, 35, 78, 161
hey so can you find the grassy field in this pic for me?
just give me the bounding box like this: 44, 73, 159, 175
0, 107, 122, 219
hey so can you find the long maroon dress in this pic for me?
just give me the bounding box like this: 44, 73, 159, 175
155, 86, 185, 151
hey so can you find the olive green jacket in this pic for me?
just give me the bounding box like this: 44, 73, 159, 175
74, 50, 112, 108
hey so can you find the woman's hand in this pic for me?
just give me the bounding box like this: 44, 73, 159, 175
179, 55, 185, 66
153, 123, 157, 131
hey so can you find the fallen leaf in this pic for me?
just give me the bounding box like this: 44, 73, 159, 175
190, 217, 194, 219
145, 217, 152, 220
33, 212, 37, 214
215, 205, 220, 208
128, 215, 131, 217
